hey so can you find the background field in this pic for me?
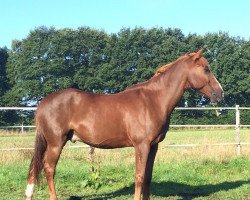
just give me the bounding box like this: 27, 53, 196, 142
0, 129, 249, 199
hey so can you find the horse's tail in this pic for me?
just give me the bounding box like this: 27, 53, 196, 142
28, 130, 47, 184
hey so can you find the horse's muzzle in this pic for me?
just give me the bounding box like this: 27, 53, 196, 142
211, 90, 224, 103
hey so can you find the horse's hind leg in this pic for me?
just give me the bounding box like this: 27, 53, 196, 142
44, 137, 67, 200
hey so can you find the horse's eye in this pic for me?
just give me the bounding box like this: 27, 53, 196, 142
204, 66, 210, 73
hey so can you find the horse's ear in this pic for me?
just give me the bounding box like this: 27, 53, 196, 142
192, 48, 203, 61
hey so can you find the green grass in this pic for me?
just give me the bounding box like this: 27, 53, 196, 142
0, 156, 249, 200
0, 129, 249, 199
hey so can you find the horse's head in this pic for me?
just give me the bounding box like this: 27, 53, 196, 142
185, 49, 224, 103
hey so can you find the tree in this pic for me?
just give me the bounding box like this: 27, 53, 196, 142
5, 26, 110, 104
0, 47, 9, 98
104, 27, 189, 92
4, 26, 250, 113
6, 27, 57, 105
72, 27, 110, 93
204, 32, 250, 106
0, 47, 20, 125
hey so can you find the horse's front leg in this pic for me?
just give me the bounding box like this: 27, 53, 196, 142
142, 144, 158, 200
134, 142, 150, 200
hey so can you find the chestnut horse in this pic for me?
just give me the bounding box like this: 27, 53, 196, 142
25, 49, 224, 200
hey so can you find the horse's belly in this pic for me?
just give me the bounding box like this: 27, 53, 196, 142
71, 130, 132, 149
89, 137, 133, 149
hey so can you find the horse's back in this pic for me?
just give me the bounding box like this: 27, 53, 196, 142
36, 88, 81, 113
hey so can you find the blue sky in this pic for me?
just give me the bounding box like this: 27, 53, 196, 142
1, 0, 249, 48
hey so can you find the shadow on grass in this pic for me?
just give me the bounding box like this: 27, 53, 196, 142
68, 180, 250, 200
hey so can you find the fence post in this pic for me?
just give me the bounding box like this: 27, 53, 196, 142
21, 122, 24, 134
21, 110, 24, 134
235, 105, 241, 155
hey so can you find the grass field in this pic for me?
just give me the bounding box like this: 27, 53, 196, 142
0, 129, 249, 199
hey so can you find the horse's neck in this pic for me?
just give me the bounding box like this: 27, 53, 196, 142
151, 65, 187, 117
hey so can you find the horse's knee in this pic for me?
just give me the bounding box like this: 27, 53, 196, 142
135, 174, 144, 186
44, 162, 55, 172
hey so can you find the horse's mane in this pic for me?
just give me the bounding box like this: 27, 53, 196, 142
153, 62, 173, 77
153, 53, 197, 77
127, 54, 189, 90
127, 51, 207, 90
153, 52, 208, 77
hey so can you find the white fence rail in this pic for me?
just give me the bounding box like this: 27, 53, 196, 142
0, 105, 249, 155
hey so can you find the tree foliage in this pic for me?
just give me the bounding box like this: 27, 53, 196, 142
0, 26, 249, 125
0, 48, 9, 99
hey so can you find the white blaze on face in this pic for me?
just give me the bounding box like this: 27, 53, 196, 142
215, 78, 223, 92
25, 183, 34, 199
